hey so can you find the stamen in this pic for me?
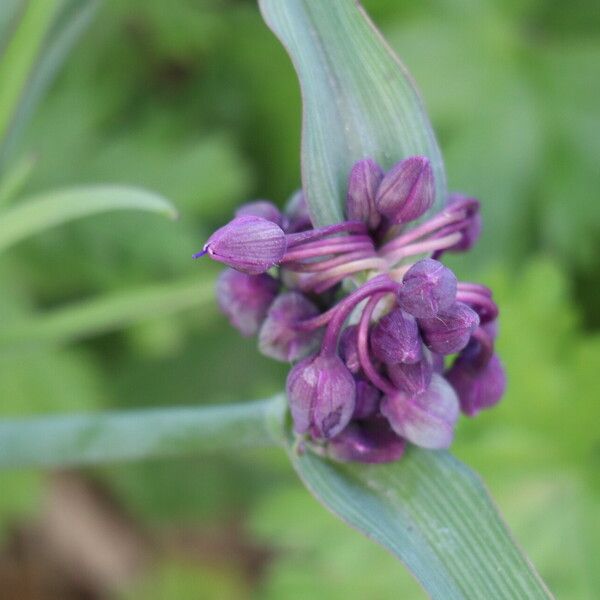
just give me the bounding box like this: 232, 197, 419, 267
357, 294, 397, 395
285, 221, 368, 248
308, 257, 389, 293
456, 290, 498, 322
318, 276, 398, 356
382, 232, 463, 266
284, 250, 375, 273
282, 239, 373, 263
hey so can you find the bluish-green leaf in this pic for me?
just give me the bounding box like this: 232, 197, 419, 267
0, 396, 286, 469
259, 0, 446, 226
289, 446, 553, 600
0, 184, 177, 253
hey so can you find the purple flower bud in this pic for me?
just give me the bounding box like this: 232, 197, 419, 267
339, 325, 361, 374
215, 268, 279, 336
235, 200, 284, 226
446, 346, 506, 417
353, 378, 381, 419
431, 352, 445, 373
370, 307, 422, 365
419, 302, 480, 355
397, 259, 457, 318
446, 194, 481, 252
258, 292, 321, 361
286, 354, 356, 439
200, 216, 287, 275
327, 418, 405, 464
284, 190, 312, 233
375, 156, 435, 224
346, 158, 384, 230
381, 374, 459, 449
388, 353, 433, 395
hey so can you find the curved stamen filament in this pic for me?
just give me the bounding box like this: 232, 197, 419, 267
357, 293, 397, 395
382, 232, 462, 266
456, 290, 498, 322
307, 257, 389, 293
284, 250, 375, 273
286, 221, 368, 248
282, 240, 373, 263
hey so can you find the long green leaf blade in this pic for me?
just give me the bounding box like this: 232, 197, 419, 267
259, 0, 446, 226
0, 0, 100, 167
1, 275, 216, 347
0, 184, 177, 253
290, 447, 553, 599
0, 396, 286, 469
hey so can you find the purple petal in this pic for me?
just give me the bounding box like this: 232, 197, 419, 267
286, 354, 356, 439
353, 378, 381, 419
387, 353, 433, 395
397, 259, 457, 318
216, 268, 279, 336
370, 308, 422, 365
419, 302, 480, 355
446, 351, 506, 416
258, 292, 321, 362
203, 216, 286, 274
327, 418, 406, 464
236, 200, 284, 226
346, 158, 384, 229
375, 156, 435, 224
381, 374, 459, 449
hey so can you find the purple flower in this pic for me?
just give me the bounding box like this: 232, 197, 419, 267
198, 216, 286, 274
381, 374, 459, 449
215, 268, 279, 336
446, 333, 506, 416
286, 354, 356, 439
370, 307, 422, 365
376, 156, 434, 224
353, 378, 381, 419
258, 292, 321, 361
346, 158, 384, 230
387, 353, 433, 395
327, 418, 406, 464
397, 259, 457, 318
419, 302, 480, 355
235, 200, 284, 226
339, 325, 361, 374
199, 157, 505, 463
284, 190, 312, 233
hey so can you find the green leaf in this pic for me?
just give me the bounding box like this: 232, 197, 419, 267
259, 0, 446, 226
1, 275, 216, 347
289, 446, 553, 600
0, 184, 177, 253
0, 0, 100, 167
0, 395, 286, 469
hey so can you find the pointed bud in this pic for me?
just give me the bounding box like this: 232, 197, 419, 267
381, 374, 459, 449
200, 216, 286, 274
258, 292, 321, 362
216, 268, 279, 336
397, 259, 457, 318
235, 200, 283, 227
353, 378, 381, 419
339, 325, 361, 374
375, 156, 435, 224
327, 418, 405, 464
284, 190, 312, 233
446, 347, 506, 417
446, 194, 482, 252
346, 158, 384, 229
419, 302, 480, 355
388, 353, 433, 395
370, 307, 422, 364
286, 354, 356, 439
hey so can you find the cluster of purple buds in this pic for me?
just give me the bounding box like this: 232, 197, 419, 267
195, 155, 506, 463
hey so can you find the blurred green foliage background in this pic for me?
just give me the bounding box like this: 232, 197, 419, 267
0, 0, 599, 598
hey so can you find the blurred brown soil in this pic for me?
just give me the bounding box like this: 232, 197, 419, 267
0, 472, 273, 600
